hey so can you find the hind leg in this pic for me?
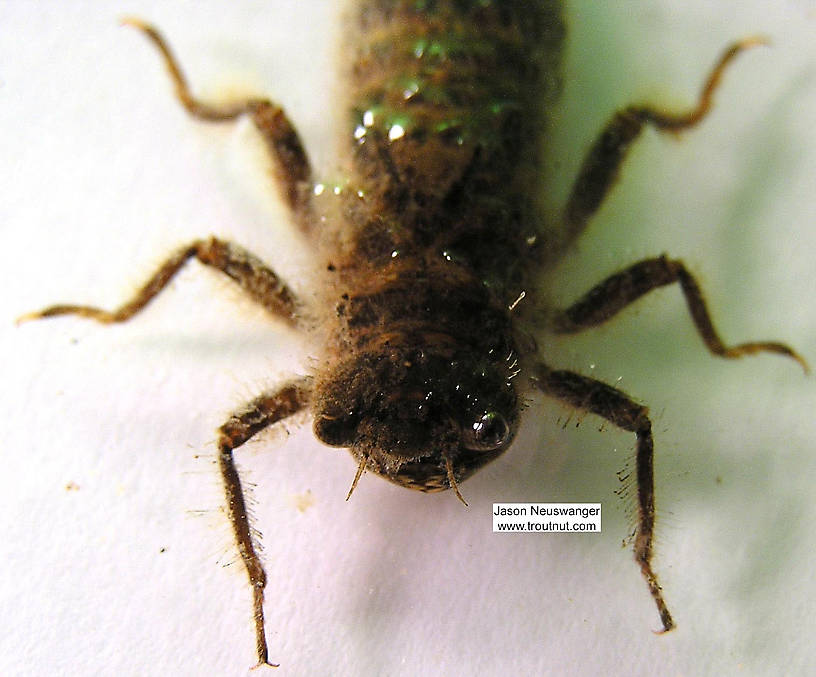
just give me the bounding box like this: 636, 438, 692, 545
562, 38, 766, 246
122, 18, 314, 227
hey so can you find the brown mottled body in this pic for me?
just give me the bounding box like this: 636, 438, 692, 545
20, 4, 806, 668
313, 1, 564, 493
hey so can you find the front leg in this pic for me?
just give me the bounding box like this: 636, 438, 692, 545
18, 237, 300, 328
217, 380, 312, 668
531, 364, 673, 632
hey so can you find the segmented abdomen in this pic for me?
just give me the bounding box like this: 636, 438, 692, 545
348, 0, 563, 199
338, 0, 564, 304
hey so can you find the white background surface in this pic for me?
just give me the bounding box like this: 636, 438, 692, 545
3, 2, 816, 676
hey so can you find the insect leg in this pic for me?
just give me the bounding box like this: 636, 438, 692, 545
217, 380, 312, 668
18, 237, 300, 328
122, 18, 312, 220
531, 363, 673, 632
549, 255, 808, 372
563, 38, 766, 246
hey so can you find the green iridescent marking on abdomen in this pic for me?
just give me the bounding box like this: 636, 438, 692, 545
350, 8, 531, 150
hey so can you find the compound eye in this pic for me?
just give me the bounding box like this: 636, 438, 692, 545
313, 411, 359, 447
462, 411, 510, 451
